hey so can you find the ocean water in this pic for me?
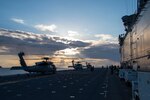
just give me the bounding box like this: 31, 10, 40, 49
0, 68, 28, 76
0, 68, 70, 76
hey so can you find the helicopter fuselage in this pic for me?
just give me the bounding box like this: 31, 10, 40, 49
18, 52, 56, 74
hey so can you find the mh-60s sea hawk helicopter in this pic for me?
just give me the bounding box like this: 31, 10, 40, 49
17, 52, 56, 74
68, 60, 94, 71
68, 60, 84, 70
68, 60, 92, 70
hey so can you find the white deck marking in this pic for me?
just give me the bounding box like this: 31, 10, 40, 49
70, 95, 75, 99
70, 82, 74, 85
79, 88, 83, 91
7, 90, 12, 92
78, 91, 82, 93
51, 91, 56, 94
84, 84, 88, 86
49, 83, 52, 86
26, 85, 30, 88
99, 93, 104, 95
103, 90, 108, 98
75, 80, 79, 82
104, 91, 108, 93
16, 94, 22, 97
102, 71, 109, 98
63, 85, 67, 88
37, 87, 41, 90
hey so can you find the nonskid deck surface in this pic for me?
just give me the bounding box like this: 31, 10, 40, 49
0, 68, 131, 100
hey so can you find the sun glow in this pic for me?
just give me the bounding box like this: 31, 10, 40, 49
54, 48, 80, 56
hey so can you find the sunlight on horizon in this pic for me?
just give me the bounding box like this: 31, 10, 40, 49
0, 54, 119, 68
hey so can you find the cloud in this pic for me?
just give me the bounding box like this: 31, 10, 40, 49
11, 18, 25, 24
80, 43, 120, 61
68, 30, 79, 37
0, 29, 120, 67
34, 24, 57, 32
95, 34, 113, 40
0, 46, 10, 53
0, 29, 90, 55
54, 48, 80, 56
82, 58, 119, 67
94, 34, 118, 44
0, 29, 119, 61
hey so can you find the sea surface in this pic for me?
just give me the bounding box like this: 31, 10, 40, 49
0, 68, 70, 76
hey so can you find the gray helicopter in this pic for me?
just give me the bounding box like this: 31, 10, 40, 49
68, 60, 85, 70
17, 52, 56, 74
85, 62, 95, 71
68, 60, 94, 71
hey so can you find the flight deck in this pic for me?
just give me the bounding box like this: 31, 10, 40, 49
0, 68, 131, 100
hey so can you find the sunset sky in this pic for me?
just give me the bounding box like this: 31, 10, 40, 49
0, 0, 137, 68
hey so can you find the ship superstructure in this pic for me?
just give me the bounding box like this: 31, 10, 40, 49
119, 0, 150, 100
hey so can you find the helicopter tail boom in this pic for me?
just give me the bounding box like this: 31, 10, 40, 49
18, 52, 27, 68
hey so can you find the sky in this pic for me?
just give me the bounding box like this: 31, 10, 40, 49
0, 0, 137, 68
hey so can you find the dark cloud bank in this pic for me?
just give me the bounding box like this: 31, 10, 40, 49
81, 44, 119, 61
0, 29, 119, 61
